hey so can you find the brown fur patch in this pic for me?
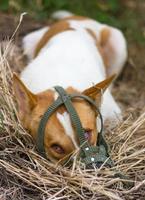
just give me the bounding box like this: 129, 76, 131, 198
34, 21, 74, 57
100, 28, 110, 47
95, 28, 112, 72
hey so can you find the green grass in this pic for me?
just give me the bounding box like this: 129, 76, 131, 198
0, 0, 120, 20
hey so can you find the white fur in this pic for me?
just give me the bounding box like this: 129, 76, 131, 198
57, 112, 79, 148
21, 18, 127, 124
51, 10, 73, 20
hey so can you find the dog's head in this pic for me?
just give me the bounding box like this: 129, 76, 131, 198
13, 74, 114, 163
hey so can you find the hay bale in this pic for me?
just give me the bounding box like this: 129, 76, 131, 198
0, 41, 145, 200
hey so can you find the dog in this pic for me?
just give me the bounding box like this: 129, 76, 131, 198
13, 11, 127, 163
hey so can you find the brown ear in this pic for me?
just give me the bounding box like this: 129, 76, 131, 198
13, 73, 37, 121
83, 75, 115, 103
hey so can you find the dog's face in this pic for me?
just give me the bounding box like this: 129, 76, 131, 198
13, 74, 114, 163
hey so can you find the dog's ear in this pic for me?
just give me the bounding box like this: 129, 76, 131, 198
82, 75, 115, 105
13, 73, 37, 121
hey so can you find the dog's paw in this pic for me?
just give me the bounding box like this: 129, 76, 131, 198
101, 91, 123, 129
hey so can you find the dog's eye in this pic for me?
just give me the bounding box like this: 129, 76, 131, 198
84, 129, 92, 141
51, 144, 65, 154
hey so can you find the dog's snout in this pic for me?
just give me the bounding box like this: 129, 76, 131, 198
84, 129, 92, 141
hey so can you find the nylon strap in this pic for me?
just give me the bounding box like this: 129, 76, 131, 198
55, 87, 88, 145
70, 94, 108, 153
37, 86, 113, 167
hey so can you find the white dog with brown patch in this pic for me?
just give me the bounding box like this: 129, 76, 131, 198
13, 11, 127, 163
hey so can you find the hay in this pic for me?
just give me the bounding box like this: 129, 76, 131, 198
0, 41, 145, 200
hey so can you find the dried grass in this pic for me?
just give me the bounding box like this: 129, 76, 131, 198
0, 40, 145, 200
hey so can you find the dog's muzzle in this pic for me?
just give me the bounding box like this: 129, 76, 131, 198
36, 86, 113, 168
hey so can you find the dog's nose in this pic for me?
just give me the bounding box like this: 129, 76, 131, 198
84, 129, 92, 141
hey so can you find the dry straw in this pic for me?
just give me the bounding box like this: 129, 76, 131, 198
0, 32, 145, 200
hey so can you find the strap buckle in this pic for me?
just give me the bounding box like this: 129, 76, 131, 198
80, 143, 113, 168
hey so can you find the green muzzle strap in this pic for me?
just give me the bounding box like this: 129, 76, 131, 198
37, 86, 113, 168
